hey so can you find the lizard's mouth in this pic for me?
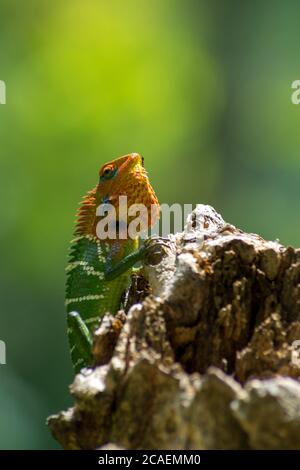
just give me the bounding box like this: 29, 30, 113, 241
120, 153, 143, 171
130, 153, 144, 168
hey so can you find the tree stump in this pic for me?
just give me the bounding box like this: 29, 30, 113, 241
48, 205, 300, 450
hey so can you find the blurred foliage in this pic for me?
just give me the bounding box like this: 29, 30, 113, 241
0, 0, 300, 449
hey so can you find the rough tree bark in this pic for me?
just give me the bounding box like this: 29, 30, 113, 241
48, 205, 300, 450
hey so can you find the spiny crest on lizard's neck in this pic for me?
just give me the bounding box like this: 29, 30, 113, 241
74, 153, 159, 240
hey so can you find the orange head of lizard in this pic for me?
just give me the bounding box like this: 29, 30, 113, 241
75, 153, 160, 240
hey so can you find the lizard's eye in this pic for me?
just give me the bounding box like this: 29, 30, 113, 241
100, 164, 117, 181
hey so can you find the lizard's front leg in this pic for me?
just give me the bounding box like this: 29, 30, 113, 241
104, 237, 171, 281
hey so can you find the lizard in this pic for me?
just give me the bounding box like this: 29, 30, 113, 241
65, 153, 160, 372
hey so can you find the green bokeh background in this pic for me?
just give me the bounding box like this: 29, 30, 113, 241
1, 0, 300, 449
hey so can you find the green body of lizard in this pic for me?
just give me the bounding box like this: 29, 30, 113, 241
65, 153, 159, 372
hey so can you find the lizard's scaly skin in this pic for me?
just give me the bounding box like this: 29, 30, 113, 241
65, 153, 159, 371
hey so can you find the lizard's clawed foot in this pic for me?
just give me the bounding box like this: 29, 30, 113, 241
142, 236, 175, 265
